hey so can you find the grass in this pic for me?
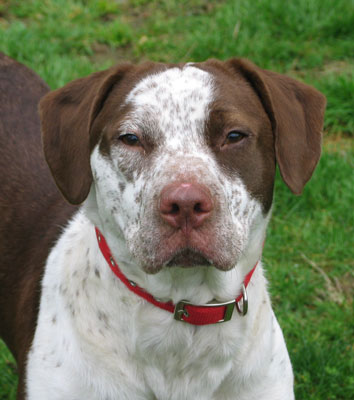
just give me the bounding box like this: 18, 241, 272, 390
265, 142, 354, 399
0, 0, 353, 399
0, 341, 17, 400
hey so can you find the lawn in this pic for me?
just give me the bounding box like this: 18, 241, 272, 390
0, 0, 353, 399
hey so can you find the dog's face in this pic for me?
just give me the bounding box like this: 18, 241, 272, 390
90, 65, 274, 273
40, 59, 326, 274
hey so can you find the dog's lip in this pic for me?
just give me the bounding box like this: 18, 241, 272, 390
165, 247, 212, 268
141, 227, 238, 273
161, 228, 215, 267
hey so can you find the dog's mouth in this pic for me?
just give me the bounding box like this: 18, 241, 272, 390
165, 248, 212, 268
137, 221, 241, 274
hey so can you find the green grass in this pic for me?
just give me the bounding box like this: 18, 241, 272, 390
0, 0, 353, 399
0, 0, 133, 87
0, 341, 17, 400
265, 142, 354, 399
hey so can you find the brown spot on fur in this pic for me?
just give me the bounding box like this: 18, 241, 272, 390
119, 182, 126, 193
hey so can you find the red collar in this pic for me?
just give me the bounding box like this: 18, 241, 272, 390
95, 227, 258, 326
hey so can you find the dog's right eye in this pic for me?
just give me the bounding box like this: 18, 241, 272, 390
119, 133, 141, 147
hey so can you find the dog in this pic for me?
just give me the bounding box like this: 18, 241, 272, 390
0, 52, 326, 399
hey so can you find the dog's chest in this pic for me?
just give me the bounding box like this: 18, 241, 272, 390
26, 212, 292, 400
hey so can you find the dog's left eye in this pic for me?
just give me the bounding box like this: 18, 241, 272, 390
225, 130, 247, 144
119, 133, 141, 147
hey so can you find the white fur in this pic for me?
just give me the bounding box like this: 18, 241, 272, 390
26, 66, 294, 399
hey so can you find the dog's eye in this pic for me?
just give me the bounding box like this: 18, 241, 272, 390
119, 133, 141, 147
225, 131, 247, 145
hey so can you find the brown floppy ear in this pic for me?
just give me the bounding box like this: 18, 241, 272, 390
226, 58, 326, 194
40, 63, 132, 205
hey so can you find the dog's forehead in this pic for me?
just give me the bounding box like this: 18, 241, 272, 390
126, 65, 213, 107
122, 65, 214, 149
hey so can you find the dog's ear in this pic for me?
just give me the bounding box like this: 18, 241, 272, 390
226, 58, 326, 195
40, 63, 132, 205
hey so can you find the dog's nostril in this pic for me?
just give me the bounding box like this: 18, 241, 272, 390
171, 203, 180, 215
194, 203, 202, 213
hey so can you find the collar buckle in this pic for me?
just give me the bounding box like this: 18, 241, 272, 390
174, 299, 236, 323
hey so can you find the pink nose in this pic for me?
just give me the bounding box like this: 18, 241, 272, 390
159, 182, 213, 233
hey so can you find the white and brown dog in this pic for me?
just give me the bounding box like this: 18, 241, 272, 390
0, 52, 326, 399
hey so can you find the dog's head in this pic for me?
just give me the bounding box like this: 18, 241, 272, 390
40, 59, 325, 273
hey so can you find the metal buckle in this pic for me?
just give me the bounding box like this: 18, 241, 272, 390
235, 284, 248, 316
173, 299, 236, 323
